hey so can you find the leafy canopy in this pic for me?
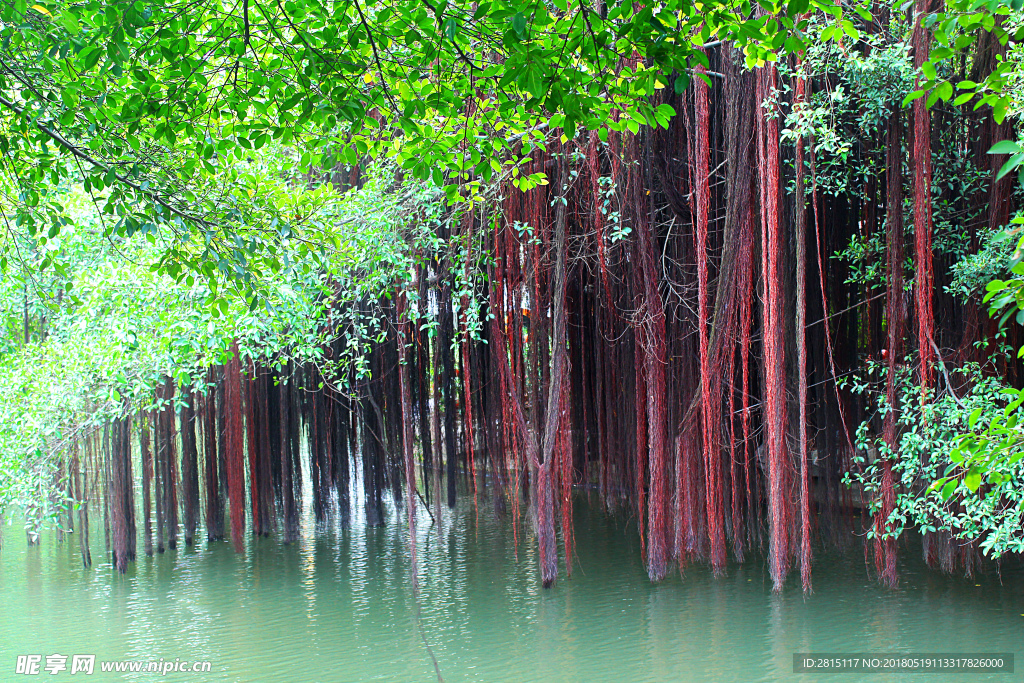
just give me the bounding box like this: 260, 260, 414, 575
0, 0, 859, 298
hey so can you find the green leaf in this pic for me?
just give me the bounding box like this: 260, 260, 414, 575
512, 12, 527, 37
988, 140, 1021, 155
902, 90, 926, 107
787, 0, 809, 16
994, 100, 1008, 124
78, 45, 102, 70
59, 11, 79, 35
995, 153, 1023, 181
520, 63, 545, 100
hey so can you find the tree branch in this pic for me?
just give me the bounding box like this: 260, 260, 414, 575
0, 94, 213, 228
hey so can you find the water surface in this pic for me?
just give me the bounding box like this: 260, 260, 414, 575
2, 494, 1022, 682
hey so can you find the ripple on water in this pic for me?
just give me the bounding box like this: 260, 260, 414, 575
2, 495, 1023, 682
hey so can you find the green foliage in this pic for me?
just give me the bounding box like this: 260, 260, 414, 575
0, 0, 856, 528
929, 374, 1024, 557
0, 162, 439, 530
912, 1, 1024, 183
845, 360, 1024, 558
931, 152, 992, 258
780, 27, 915, 198
0, 0, 1019, 544
908, 0, 1024, 115
834, 230, 904, 292
813, 32, 1012, 294
0, 0, 857, 301
929, 218, 1024, 535
947, 227, 1019, 301
982, 215, 1024, 327
903, 211, 1024, 559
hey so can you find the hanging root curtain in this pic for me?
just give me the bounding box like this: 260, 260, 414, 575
53, 33, 1019, 592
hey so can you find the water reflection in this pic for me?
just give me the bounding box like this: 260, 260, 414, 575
1, 494, 1022, 682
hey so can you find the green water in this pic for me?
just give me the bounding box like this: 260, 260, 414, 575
2, 495, 1022, 682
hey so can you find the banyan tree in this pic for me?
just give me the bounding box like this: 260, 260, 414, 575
12, 2, 1022, 594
